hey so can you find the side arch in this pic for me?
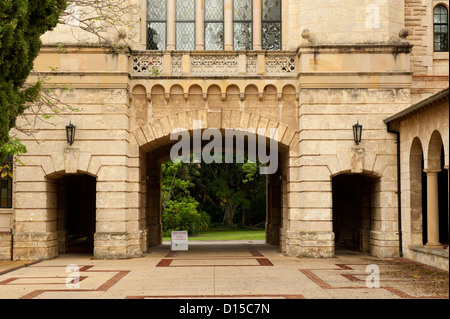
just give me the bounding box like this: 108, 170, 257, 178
408, 137, 425, 246
427, 130, 444, 170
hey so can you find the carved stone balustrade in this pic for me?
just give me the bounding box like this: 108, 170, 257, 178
131, 51, 298, 78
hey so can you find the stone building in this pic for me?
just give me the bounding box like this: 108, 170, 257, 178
0, 0, 448, 270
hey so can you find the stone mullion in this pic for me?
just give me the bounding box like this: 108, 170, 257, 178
224, 0, 233, 50
196, 0, 204, 50
167, 0, 176, 50
252, 0, 261, 50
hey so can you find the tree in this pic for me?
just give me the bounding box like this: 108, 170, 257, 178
203, 160, 265, 227
188, 157, 266, 228
0, 0, 67, 160
161, 161, 210, 235
160, 159, 266, 232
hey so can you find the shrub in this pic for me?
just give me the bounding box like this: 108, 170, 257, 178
161, 197, 210, 235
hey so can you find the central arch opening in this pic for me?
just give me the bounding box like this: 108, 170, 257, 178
142, 128, 288, 250
159, 160, 268, 241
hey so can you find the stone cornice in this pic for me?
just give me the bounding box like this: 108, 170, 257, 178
297, 42, 414, 55
384, 87, 449, 124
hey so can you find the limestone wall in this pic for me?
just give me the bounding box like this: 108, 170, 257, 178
296, 44, 412, 258
298, 0, 405, 45
405, 0, 449, 103
5, 1, 448, 261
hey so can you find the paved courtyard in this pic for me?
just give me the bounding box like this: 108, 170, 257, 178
0, 242, 448, 301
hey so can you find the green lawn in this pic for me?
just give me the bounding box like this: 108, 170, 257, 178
163, 228, 265, 241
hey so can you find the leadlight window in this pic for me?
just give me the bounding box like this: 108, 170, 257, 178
261, 0, 281, 50
204, 0, 224, 50
233, 0, 252, 50
147, 0, 167, 50
146, 0, 282, 51
176, 0, 196, 50
0, 155, 13, 209
434, 5, 449, 52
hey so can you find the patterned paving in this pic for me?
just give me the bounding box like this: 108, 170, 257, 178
298, 263, 447, 299
156, 245, 274, 267
0, 244, 448, 299
0, 264, 129, 299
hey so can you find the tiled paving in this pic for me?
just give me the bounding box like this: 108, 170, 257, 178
0, 242, 448, 300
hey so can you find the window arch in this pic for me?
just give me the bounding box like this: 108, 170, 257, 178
434, 5, 449, 52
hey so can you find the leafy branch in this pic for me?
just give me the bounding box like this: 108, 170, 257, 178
58, 0, 142, 53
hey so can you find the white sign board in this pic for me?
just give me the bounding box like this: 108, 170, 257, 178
171, 231, 188, 251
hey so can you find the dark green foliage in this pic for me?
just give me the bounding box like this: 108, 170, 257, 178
0, 0, 67, 158
161, 158, 267, 234
161, 161, 211, 236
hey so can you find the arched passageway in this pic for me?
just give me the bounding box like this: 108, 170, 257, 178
142, 129, 288, 249
53, 174, 97, 254
332, 173, 378, 253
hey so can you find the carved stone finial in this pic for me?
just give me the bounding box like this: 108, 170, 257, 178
399, 28, 409, 39
302, 29, 311, 40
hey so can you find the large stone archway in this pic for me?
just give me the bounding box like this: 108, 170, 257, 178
131, 109, 299, 256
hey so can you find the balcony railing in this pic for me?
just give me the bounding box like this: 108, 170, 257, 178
131, 51, 297, 77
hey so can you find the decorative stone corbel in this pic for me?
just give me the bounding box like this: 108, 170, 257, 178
64, 147, 80, 174
350, 147, 365, 173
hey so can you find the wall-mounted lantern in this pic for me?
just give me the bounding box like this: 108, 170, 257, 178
66, 121, 76, 145
353, 121, 362, 145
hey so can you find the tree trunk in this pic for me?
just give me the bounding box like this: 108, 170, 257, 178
241, 210, 247, 226
222, 202, 237, 226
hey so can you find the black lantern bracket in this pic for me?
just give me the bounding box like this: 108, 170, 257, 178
66, 121, 76, 146
353, 120, 363, 145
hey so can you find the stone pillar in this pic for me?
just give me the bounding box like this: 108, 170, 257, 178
0, 233, 12, 261
445, 165, 449, 250
13, 165, 58, 261
147, 156, 162, 246
196, 0, 204, 50
424, 169, 442, 248
253, 0, 261, 50
266, 170, 282, 245
224, 0, 233, 50
167, 0, 176, 50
